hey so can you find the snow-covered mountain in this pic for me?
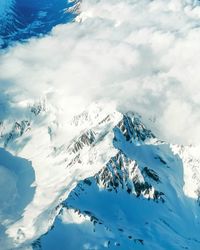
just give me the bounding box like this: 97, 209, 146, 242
1, 101, 200, 250
0, 0, 77, 49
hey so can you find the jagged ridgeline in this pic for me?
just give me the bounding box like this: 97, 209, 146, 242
29, 105, 200, 250
1, 102, 200, 250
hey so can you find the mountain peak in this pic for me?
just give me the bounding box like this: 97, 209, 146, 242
1, 102, 200, 250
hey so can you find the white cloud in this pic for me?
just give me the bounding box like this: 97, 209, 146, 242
0, 0, 200, 144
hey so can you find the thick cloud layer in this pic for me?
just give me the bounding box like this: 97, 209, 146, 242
0, 0, 200, 144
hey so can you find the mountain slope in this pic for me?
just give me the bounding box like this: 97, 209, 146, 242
34, 106, 200, 250
1, 102, 200, 250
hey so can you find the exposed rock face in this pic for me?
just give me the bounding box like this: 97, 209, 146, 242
115, 113, 155, 143
3, 120, 31, 148
69, 130, 96, 153
1, 103, 200, 250
95, 152, 164, 201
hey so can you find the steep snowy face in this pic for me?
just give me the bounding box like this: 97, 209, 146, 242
1, 102, 200, 250
37, 112, 200, 250
0, 102, 122, 249
172, 144, 200, 201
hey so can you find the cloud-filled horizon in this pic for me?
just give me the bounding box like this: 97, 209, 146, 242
0, 0, 200, 145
